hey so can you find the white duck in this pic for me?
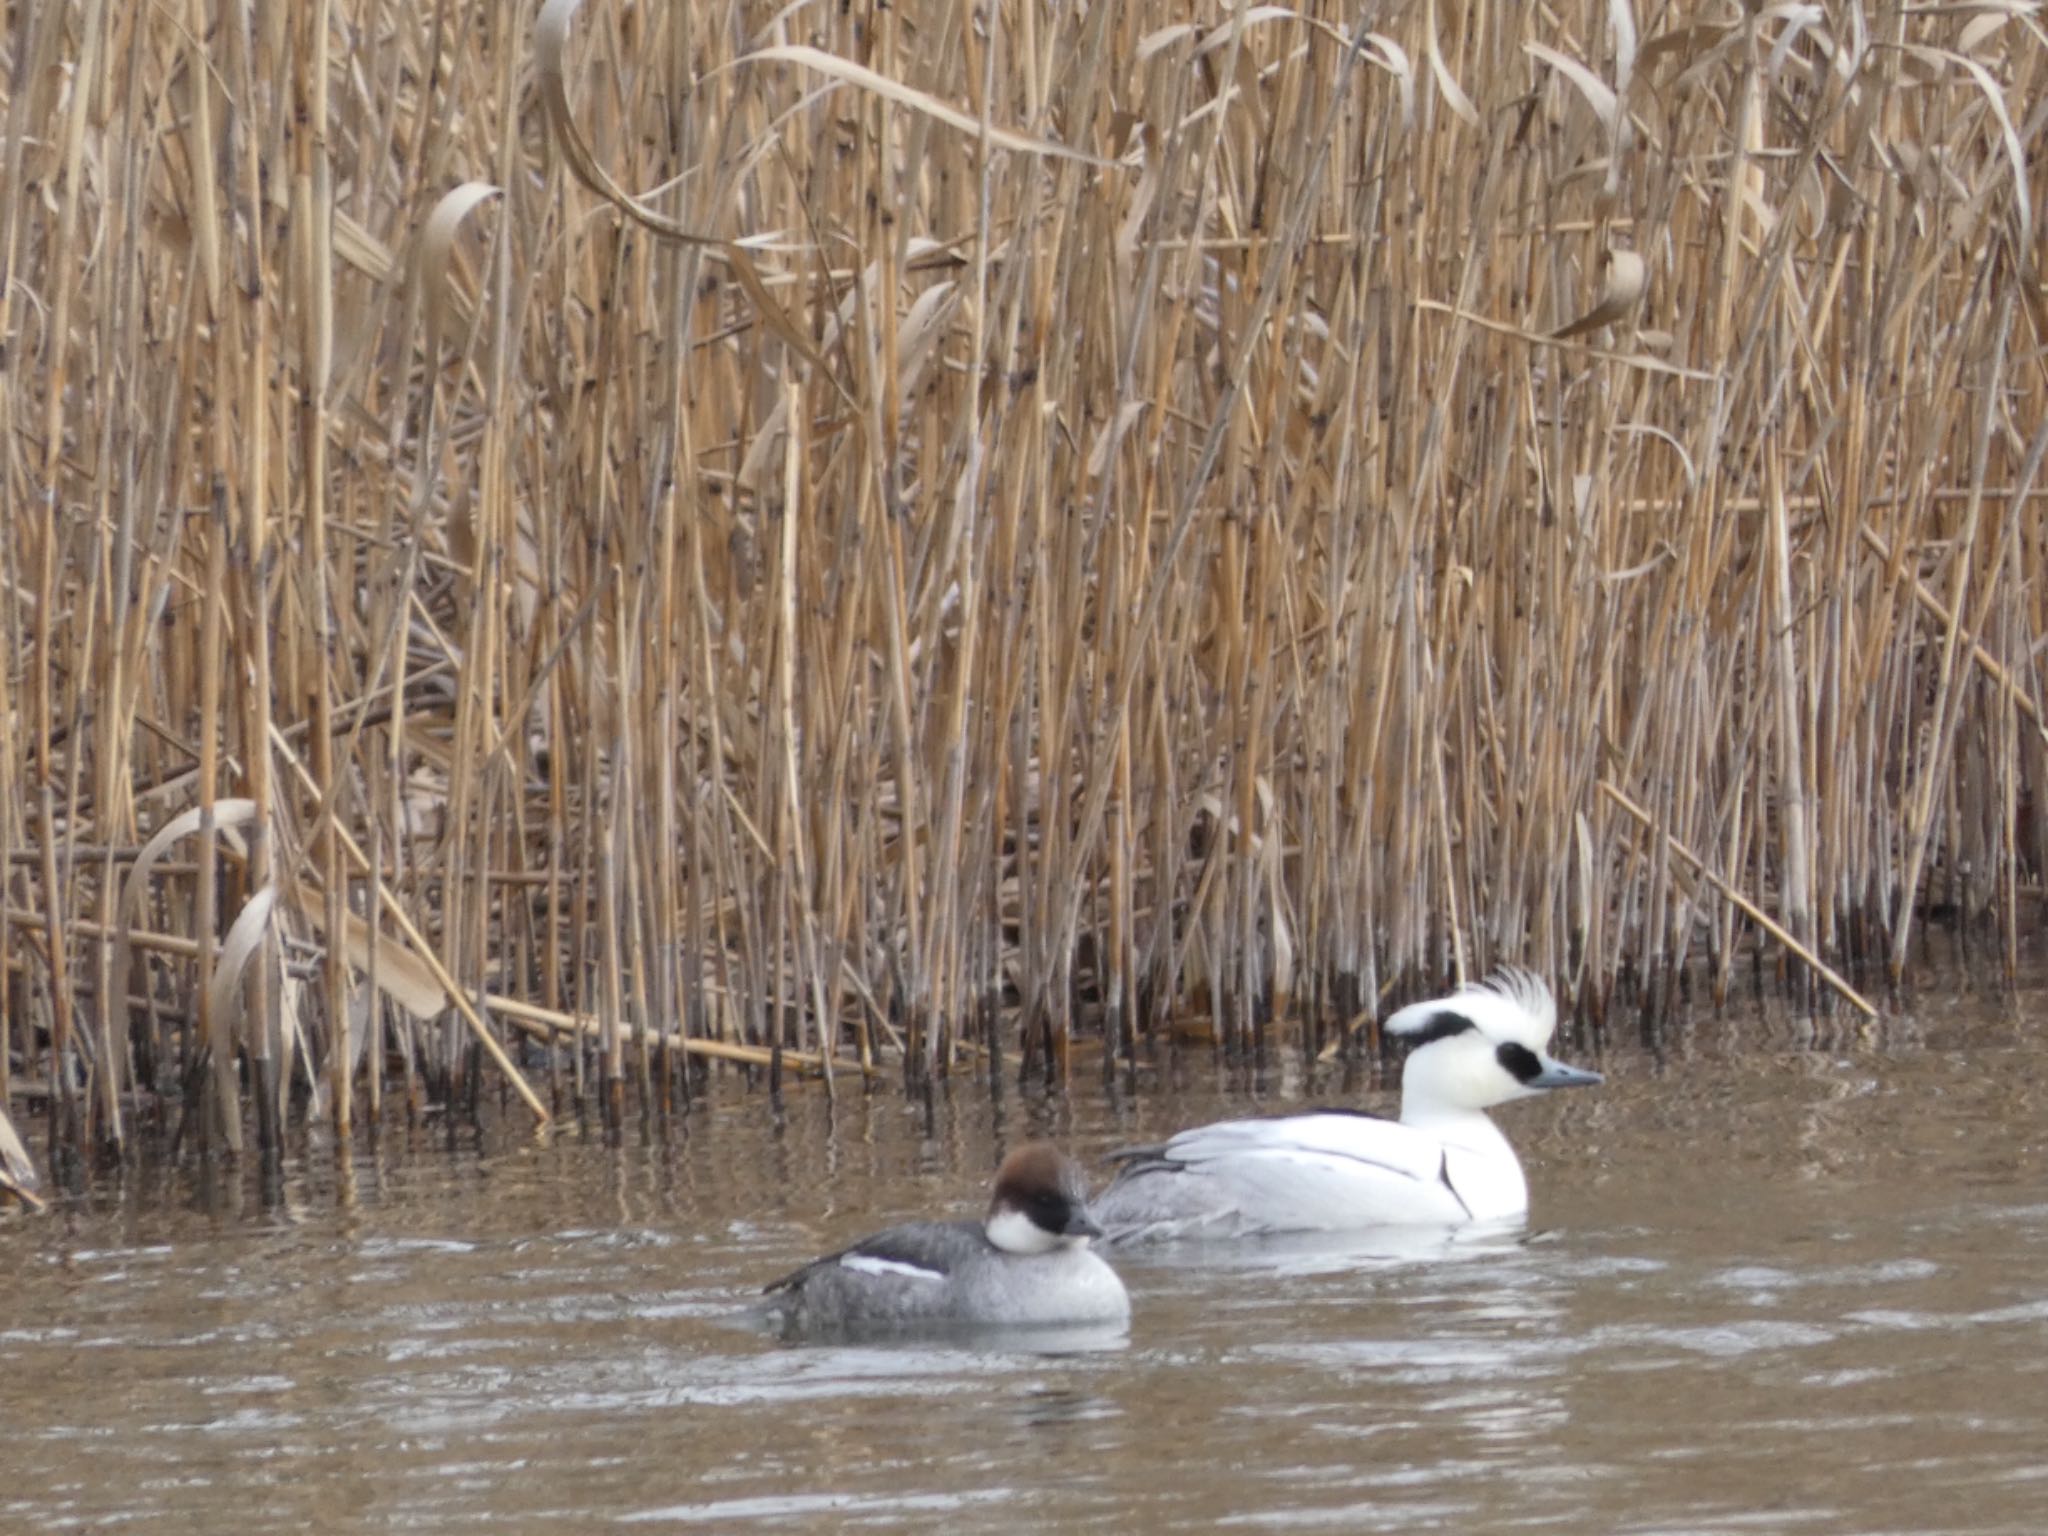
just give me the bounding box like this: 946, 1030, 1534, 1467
1093, 969, 1601, 1241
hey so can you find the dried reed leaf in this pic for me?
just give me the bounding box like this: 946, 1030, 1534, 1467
289, 878, 449, 1019
1137, 23, 1203, 62
119, 802, 258, 918
534, 0, 721, 242
0, 1105, 43, 1213
1362, 35, 1415, 129
1636, 20, 1738, 82
1193, 9, 1310, 59
1609, 0, 1638, 96
1957, 11, 2018, 56
1087, 400, 1151, 481
332, 207, 396, 284
727, 45, 1112, 165
1614, 422, 1698, 487
346, 916, 448, 1018
1526, 41, 1618, 132
739, 263, 959, 492
1574, 811, 1595, 960
897, 279, 961, 372
346, 984, 376, 1077
417, 181, 501, 357
111, 800, 258, 1017
1255, 775, 1296, 1003
1553, 248, 1647, 339
277, 964, 310, 1119
1907, 46, 2032, 249
1158, 6, 1362, 75
204, 884, 279, 1053
724, 246, 840, 386
1425, 1, 1480, 127
1763, 6, 1823, 84
1834, 3, 1871, 82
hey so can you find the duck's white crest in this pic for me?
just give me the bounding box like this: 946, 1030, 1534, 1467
1385, 965, 1557, 1050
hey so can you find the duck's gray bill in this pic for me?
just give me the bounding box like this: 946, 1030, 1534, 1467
1530, 1060, 1603, 1090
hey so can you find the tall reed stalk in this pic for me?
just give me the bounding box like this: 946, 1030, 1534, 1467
3, 0, 2044, 1169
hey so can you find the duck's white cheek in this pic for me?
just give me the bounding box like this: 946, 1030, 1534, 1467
1441, 1054, 1503, 1104
985, 1207, 1061, 1254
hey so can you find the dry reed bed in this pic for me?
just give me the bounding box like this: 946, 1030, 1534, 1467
2, 0, 2045, 1169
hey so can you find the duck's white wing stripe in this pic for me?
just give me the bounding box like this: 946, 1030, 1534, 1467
839, 1253, 947, 1282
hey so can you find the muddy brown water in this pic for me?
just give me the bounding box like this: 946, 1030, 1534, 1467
6, 972, 2048, 1533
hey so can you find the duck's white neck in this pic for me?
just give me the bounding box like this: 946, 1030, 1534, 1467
1398, 1102, 1527, 1219
1399, 1099, 1512, 1153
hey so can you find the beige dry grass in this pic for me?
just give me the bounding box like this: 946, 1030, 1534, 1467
3, 0, 2045, 1164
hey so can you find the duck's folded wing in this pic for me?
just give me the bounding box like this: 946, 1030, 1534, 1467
764, 1219, 969, 1293
1161, 1113, 1442, 1179
1105, 1115, 1469, 1233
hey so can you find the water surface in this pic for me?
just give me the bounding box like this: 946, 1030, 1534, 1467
5, 972, 2048, 1533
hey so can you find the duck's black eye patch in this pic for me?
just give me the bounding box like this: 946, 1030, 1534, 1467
1400, 1010, 1478, 1048
1024, 1189, 1074, 1232
1496, 1041, 1543, 1083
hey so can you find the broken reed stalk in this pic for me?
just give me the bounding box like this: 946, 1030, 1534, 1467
1597, 781, 1876, 1020
2, 0, 2046, 1175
